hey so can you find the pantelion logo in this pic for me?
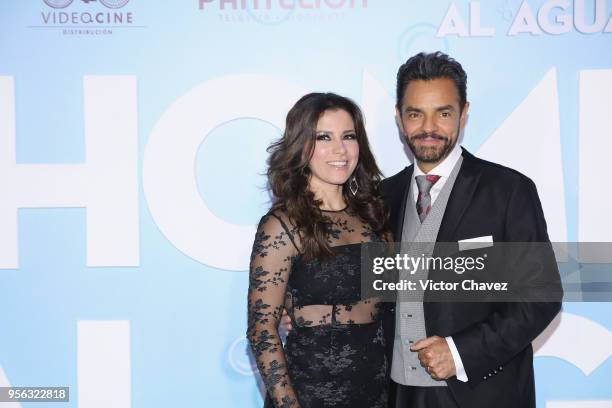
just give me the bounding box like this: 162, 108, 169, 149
198, 0, 369, 25
37, 0, 139, 36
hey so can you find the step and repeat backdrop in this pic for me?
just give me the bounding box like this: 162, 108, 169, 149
1, 1, 611, 407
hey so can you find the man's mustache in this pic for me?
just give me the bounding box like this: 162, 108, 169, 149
409, 133, 448, 142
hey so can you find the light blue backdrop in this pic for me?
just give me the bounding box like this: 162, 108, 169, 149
1, 1, 611, 407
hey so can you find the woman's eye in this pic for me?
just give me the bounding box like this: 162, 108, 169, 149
316, 134, 330, 141
344, 133, 357, 140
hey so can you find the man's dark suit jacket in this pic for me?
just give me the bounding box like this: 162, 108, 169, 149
380, 148, 562, 408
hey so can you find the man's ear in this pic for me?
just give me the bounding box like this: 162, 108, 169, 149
395, 107, 404, 134
460, 101, 470, 129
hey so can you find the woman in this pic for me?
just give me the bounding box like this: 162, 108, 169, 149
247, 93, 390, 408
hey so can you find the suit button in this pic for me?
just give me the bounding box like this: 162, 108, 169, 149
483, 376, 487, 380
499, 366, 503, 371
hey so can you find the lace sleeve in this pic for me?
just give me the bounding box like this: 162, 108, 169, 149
247, 214, 300, 408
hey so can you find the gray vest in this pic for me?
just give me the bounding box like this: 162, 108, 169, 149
390, 156, 463, 387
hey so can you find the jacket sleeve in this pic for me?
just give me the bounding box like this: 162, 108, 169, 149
450, 177, 562, 386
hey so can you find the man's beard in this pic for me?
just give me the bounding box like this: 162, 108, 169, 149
407, 132, 457, 163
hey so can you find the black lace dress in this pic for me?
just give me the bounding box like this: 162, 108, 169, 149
247, 209, 389, 408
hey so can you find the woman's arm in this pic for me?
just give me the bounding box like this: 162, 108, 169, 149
247, 214, 300, 408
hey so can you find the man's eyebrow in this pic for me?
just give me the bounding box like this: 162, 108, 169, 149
403, 105, 457, 113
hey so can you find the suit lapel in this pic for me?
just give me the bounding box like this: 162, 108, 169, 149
425, 149, 482, 328
436, 149, 482, 242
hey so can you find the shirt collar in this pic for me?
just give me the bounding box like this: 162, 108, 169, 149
413, 143, 462, 178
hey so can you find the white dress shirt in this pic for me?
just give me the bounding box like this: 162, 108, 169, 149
410, 144, 468, 382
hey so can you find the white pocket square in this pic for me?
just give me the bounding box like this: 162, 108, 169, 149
458, 235, 493, 251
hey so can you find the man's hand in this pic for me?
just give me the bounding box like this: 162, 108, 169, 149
410, 336, 456, 380
280, 308, 292, 333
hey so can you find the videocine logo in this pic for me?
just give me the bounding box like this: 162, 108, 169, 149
39, 0, 136, 35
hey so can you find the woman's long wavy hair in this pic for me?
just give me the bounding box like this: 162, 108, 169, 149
267, 92, 389, 259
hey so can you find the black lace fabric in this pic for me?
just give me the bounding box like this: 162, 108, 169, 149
247, 209, 389, 408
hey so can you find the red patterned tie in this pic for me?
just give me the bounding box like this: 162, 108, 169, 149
415, 174, 441, 223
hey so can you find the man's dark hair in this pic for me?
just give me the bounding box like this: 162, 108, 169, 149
396, 51, 467, 110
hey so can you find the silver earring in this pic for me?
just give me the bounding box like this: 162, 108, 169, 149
349, 177, 359, 195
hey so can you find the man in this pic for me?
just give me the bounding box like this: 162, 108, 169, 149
381, 52, 561, 408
